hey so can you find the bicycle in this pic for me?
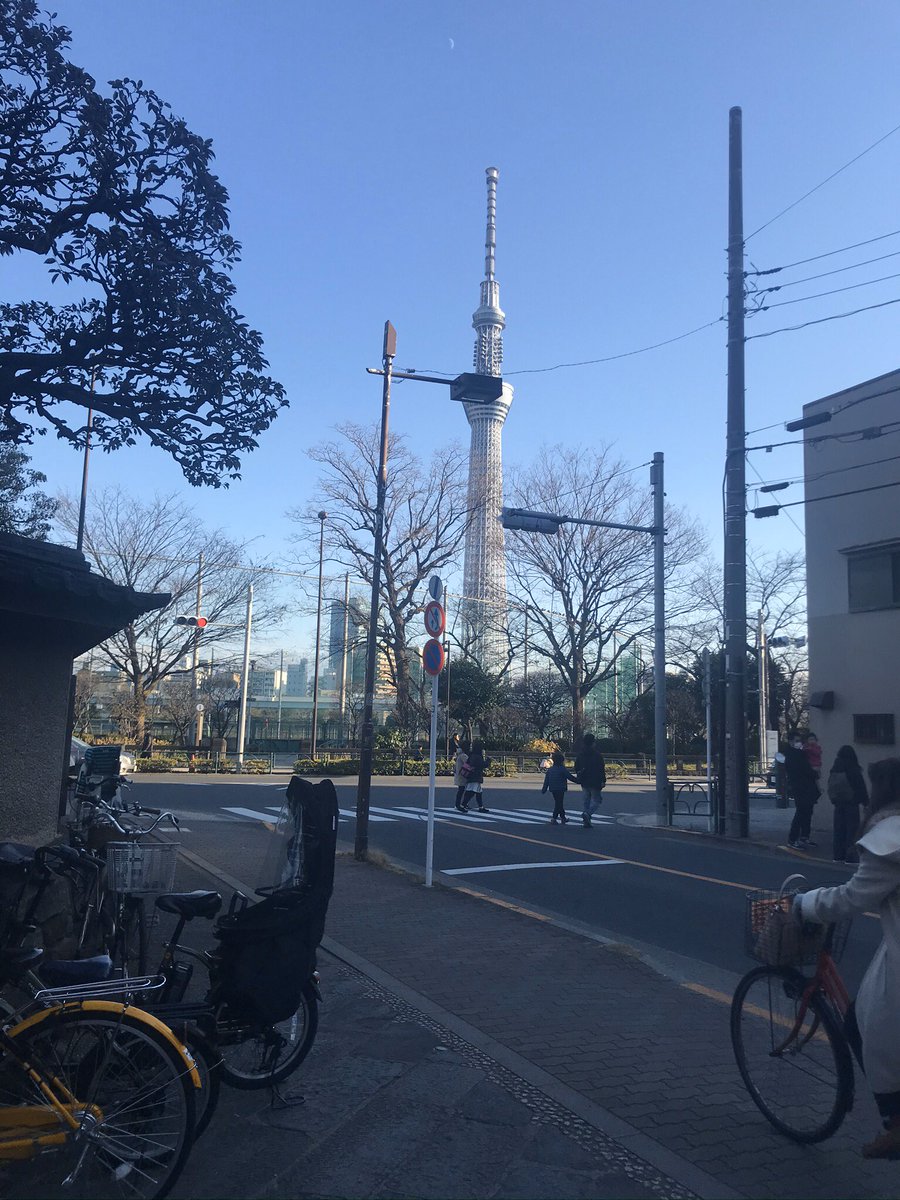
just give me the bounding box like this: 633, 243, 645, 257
0, 948, 199, 1198
731, 873, 857, 1143
69, 792, 181, 976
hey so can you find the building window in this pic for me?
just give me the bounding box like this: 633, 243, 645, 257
853, 713, 895, 745
847, 548, 900, 612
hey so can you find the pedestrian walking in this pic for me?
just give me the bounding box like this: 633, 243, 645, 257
828, 744, 868, 864
793, 756, 900, 1158
574, 733, 606, 828
784, 735, 820, 849
453, 739, 470, 812
460, 740, 490, 813
541, 750, 577, 824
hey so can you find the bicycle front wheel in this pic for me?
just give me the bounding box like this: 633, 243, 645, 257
218, 981, 319, 1089
0, 1007, 196, 1199
731, 965, 854, 1143
113, 896, 148, 976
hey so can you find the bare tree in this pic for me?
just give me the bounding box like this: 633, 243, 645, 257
290, 422, 470, 733
505, 445, 704, 741
199, 671, 242, 742
57, 488, 284, 739
507, 674, 570, 740
155, 679, 196, 748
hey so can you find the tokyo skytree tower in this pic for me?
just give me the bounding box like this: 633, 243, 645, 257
461, 167, 514, 667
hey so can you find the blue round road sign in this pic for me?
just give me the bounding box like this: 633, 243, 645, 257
422, 638, 445, 677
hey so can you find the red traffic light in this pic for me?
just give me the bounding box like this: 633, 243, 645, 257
195, 617, 208, 629
175, 616, 208, 628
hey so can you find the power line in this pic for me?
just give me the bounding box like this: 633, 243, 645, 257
772, 479, 900, 511
753, 449, 900, 491
745, 295, 900, 341
748, 269, 900, 314
747, 417, 900, 453
746, 459, 804, 537
553, 459, 652, 508
746, 228, 900, 276
746, 120, 900, 240
752, 247, 900, 292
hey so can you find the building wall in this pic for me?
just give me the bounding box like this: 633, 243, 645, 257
803, 368, 900, 778
0, 630, 73, 844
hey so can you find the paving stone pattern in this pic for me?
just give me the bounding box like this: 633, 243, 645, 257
326, 856, 899, 1200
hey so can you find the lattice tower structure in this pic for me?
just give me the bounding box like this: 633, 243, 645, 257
462, 167, 513, 668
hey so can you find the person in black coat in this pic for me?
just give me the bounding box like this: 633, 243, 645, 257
461, 741, 490, 813
827, 744, 869, 864
574, 733, 607, 829
785, 736, 821, 849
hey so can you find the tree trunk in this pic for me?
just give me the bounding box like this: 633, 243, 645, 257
132, 681, 147, 746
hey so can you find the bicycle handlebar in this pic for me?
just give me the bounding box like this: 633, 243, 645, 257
79, 795, 180, 836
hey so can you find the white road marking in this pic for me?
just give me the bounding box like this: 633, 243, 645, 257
338, 808, 392, 822
508, 807, 617, 824
222, 806, 279, 824
443, 859, 626, 876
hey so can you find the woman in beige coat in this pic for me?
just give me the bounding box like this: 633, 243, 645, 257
796, 757, 900, 1158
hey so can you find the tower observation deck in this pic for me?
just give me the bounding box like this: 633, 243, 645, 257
461, 167, 513, 667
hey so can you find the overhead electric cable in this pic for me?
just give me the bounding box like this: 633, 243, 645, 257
749, 270, 900, 313
746, 460, 804, 537
754, 249, 900, 292
745, 296, 900, 341
774, 479, 900, 510
747, 120, 900, 240
747, 418, 900, 453
500, 318, 724, 376
746, 229, 900, 276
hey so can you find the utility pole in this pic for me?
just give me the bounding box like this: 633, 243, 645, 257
311, 510, 327, 759
757, 610, 767, 775
236, 583, 253, 769
192, 552, 204, 748
724, 105, 748, 838
523, 608, 529, 687
339, 572, 350, 737
355, 320, 396, 861
276, 648, 284, 741
651, 452, 668, 826
75, 370, 96, 554
443, 587, 451, 760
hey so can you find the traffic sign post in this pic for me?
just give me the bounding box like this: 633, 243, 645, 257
423, 582, 444, 887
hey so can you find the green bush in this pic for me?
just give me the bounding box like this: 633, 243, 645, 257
194, 758, 236, 774
241, 759, 272, 774
135, 756, 181, 773
604, 761, 628, 779
389, 759, 454, 776
294, 758, 358, 776
485, 761, 518, 778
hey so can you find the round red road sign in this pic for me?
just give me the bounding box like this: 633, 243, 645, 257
422, 638, 445, 677
423, 601, 446, 638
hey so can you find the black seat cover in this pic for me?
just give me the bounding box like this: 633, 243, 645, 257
156, 890, 222, 919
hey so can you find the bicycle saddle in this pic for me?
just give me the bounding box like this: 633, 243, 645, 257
156, 890, 222, 920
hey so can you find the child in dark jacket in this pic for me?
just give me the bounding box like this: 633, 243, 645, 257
541, 751, 578, 824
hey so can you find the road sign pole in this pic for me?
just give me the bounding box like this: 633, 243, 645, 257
425, 667, 440, 887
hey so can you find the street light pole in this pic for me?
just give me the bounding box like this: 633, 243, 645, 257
651, 451, 667, 826
75, 370, 97, 554
355, 321, 396, 861
192, 552, 204, 749
311, 510, 327, 760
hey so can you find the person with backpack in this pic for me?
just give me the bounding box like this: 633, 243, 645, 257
541, 750, 577, 824
785, 734, 821, 849
453, 739, 471, 812
460, 740, 490, 813
574, 733, 607, 828
828, 744, 869, 864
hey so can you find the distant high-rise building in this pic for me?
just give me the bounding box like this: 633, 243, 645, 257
462, 167, 513, 668
285, 660, 308, 698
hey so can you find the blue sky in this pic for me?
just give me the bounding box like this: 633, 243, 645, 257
10, 1, 900, 654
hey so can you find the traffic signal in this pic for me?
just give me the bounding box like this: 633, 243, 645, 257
501, 507, 563, 535
174, 616, 208, 628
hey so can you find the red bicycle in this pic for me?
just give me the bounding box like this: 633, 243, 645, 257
731, 873, 857, 1143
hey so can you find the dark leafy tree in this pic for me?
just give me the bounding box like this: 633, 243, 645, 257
506, 674, 571, 741
0, 445, 56, 537
0, 0, 285, 484
440, 658, 505, 743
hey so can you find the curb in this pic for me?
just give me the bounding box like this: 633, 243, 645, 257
177, 842, 739, 1200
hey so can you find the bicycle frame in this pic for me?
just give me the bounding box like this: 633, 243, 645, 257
771, 948, 852, 1057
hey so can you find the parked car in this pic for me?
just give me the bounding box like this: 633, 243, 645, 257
69, 736, 134, 773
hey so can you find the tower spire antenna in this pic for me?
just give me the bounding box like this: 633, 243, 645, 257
484, 165, 498, 282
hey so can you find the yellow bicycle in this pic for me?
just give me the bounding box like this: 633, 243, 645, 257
0, 951, 199, 1199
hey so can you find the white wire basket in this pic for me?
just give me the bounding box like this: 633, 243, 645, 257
105, 842, 179, 894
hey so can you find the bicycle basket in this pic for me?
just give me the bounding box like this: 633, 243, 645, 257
210, 890, 321, 1026
745, 889, 851, 967
105, 842, 179, 894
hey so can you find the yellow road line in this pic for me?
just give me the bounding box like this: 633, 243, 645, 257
454, 886, 552, 922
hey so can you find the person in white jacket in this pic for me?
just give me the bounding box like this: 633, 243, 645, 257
796, 756, 900, 1159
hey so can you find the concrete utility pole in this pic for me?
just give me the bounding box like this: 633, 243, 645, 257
724, 106, 749, 838
339, 573, 350, 731
311, 510, 327, 759
192, 552, 204, 748
651, 452, 667, 826
355, 321, 396, 861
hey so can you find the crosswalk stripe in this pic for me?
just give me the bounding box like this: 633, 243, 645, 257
509, 808, 617, 824
222, 806, 279, 825
443, 859, 626, 876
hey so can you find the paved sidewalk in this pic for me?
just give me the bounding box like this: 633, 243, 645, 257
171, 842, 897, 1200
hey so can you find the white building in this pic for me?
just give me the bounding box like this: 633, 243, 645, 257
802, 366, 900, 775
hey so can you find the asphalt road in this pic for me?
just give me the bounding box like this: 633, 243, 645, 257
130, 773, 881, 993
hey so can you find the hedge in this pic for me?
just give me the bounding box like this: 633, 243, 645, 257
135, 756, 181, 773
292, 757, 517, 779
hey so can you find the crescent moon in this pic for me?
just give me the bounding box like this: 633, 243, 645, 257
449, 37, 455, 49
